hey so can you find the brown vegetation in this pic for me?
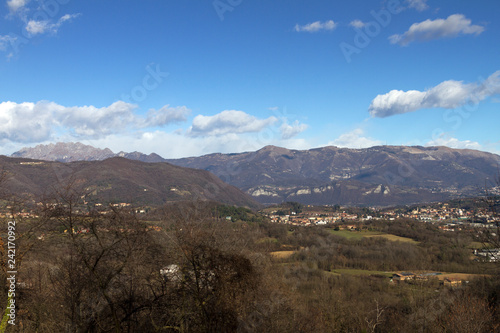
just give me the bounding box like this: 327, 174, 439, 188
0, 182, 498, 332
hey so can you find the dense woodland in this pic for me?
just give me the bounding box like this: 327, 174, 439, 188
0, 184, 499, 332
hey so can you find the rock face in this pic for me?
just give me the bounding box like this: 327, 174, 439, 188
12, 142, 115, 162
12, 142, 167, 164
166, 145, 500, 206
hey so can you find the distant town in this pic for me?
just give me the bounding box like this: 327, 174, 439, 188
263, 200, 499, 229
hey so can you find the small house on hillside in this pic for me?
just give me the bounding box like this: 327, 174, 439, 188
392, 272, 415, 281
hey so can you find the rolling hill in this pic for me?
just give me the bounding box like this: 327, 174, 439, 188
0, 155, 260, 209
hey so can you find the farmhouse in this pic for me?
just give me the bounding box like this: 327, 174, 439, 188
392, 272, 415, 281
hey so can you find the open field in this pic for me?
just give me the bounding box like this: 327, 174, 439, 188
364, 233, 419, 244
256, 237, 279, 244
468, 241, 493, 249
270, 250, 296, 259
437, 272, 490, 281
328, 229, 419, 244
328, 268, 393, 277
327, 229, 378, 240
325, 268, 488, 281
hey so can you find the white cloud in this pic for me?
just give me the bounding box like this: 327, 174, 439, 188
0, 100, 191, 143
0, 101, 309, 157
143, 105, 191, 127
349, 20, 365, 28
59, 14, 76, 23
473, 71, 500, 101
80, 129, 312, 160
0, 101, 54, 142
426, 134, 482, 150
25, 20, 50, 35
0, 35, 16, 51
84, 131, 208, 159
294, 20, 337, 33
85, 132, 249, 159
389, 14, 484, 46
188, 110, 278, 137
7, 0, 28, 12
280, 120, 308, 140
328, 129, 382, 149
369, 70, 500, 117
58, 101, 137, 138
1, 2, 79, 57
405, 0, 429, 12
25, 14, 80, 36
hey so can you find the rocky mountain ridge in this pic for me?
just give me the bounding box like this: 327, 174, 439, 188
12, 142, 162, 163
166, 145, 500, 206
10, 142, 500, 206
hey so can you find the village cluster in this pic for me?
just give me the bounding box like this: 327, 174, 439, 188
265, 203, 499, 228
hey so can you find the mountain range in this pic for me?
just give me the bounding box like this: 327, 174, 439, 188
10, 142, 500, 206
11, 142, 166, 163
0, 154, 259, 208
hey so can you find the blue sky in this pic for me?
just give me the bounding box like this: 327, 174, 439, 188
0, 0, 499, 158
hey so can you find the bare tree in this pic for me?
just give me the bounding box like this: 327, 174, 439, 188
365, 300, 385, 333
440, 293, 493, 333
10, 180, 167, 332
